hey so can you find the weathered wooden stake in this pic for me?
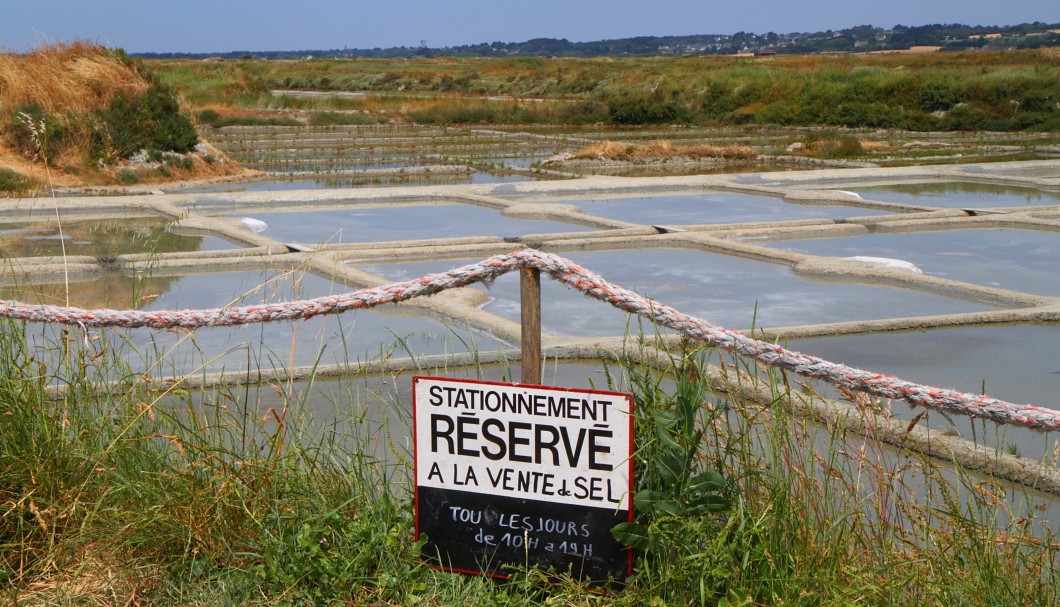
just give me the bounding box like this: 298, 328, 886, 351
520, 267, 542, 385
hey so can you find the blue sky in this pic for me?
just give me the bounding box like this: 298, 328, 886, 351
4, 0, 1058, 53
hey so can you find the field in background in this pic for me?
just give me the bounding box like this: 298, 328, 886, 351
153, 50, 1060, 131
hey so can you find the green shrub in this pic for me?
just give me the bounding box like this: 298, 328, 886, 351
917, 80, 960, 112
804, 132, 865, 158
941, 103, 993, 131
556, 100, 609, 124
93, 82, 198, 161
115, 169, 142, 184
196, 108, 221, 126
410, 102, 546, 125
5, 104, 68, 162
203, 116, 302, 127
0, 168, 35, 193
307, 111, 385, 126
163, 154, 193, 170
608, 91, 691, 125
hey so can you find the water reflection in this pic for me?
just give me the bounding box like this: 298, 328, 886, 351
0, 217, 236, 259
559, 193, 891, 225
7, 268, 507, 377
362, 248, 991, 336
855, 182, 1060, 208
785, 325, 1060, 459
764, 228, 1060, 296
224, 204, 594, 245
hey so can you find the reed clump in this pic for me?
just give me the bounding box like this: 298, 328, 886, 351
572, 139, 756, 161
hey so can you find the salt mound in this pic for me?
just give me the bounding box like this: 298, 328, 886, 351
844, 256, 922, 273
239, 217, 268, 233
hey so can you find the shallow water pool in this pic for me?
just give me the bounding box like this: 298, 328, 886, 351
558, 192, 892, 225
786, 324, 1060, 459
361, 248, 993, 336
0, 217, 237, 258
6, 267, 507, 376
853, 182, 1060, 209
227, 204, 594, 245
763, 228, 1060, 296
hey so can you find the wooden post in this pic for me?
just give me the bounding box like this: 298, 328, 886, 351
520, 267, 542, 385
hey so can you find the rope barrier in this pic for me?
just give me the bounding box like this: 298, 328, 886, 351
1, 248, 1058, 431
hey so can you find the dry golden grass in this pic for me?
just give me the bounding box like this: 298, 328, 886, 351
0, 40, 149, 115
572, 140, 632, 159
572, 139, 756, 161
0, 146, 78, 187
0, 42, 254, 188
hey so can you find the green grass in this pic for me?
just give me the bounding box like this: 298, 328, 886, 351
0, 168, 36, 194
306, 111, 388, 126
147, 51, 1060, 130
0, 320, 1057, 605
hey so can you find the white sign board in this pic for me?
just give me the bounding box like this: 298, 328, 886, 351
413, 376, 634, 584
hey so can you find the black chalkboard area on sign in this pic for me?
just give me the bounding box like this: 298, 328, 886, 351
417, 486, 631, 585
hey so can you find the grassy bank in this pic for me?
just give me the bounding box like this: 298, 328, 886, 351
149, 50, 1060, 131
0, 42, 245, 193
1, 318, 1056, 605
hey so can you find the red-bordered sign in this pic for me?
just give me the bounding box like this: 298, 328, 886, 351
413, 376, 634, 585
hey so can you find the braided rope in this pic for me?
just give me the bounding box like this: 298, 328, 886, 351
1, 248, 1057, 431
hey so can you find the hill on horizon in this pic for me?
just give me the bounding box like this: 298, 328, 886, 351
133, 21, 1060, 59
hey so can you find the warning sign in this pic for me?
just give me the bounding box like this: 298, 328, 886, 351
413, 376, 634, 585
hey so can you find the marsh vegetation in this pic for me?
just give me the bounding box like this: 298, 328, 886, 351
1, 325, 1057, 605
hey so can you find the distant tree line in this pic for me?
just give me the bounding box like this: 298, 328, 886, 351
135, 21, 1060, 60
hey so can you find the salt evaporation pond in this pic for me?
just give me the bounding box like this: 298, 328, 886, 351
763, 228, 1060, 296
170, 171, 528, 194
5, 268, 506, 376
557, 192, 892, 225
0, 217, 237, 258
785, 325, 1060, 460
361, 248, 993, 336
226, 203, 594, 245
853, 182, 1060, 208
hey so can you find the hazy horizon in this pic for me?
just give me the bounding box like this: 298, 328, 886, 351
5, 0, 1057, 54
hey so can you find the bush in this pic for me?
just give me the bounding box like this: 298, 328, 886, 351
608, 91, 691, 125
196, 108, 221, 126
0, 167, 35, 193
115, 169, 141, 184
163, 154, 194, 170
803, 132, 865, 158
556, 100, 609, 124
200, 115, 302, 128
307, 111, 385, 126
93, 82, 198, 161
917, 80, 960, 112
410, 102, 546, 125
5, 104, 68, 162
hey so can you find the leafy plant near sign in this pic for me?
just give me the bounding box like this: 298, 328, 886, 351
611, 347, 732, 583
